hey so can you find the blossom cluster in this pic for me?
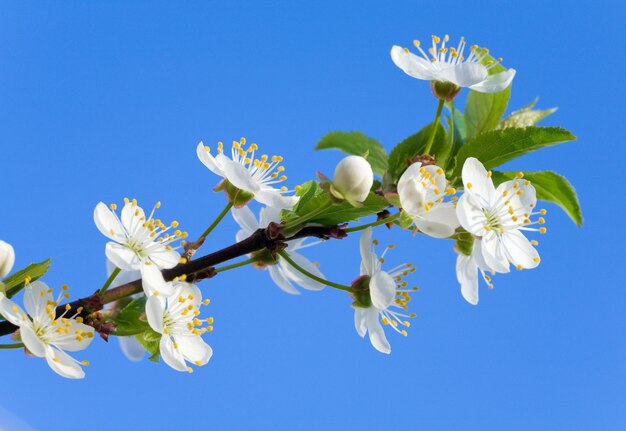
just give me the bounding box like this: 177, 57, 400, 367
0, 33, 573, 379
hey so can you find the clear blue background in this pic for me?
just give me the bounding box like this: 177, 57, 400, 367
0, 1, 623, 430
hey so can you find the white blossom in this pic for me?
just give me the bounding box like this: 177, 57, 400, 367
332, 155, 374, 204
0, 240, 15, 278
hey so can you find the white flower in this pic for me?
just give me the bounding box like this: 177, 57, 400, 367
456, 157, 545, 276
0, 282, 94, 378
94, 199, 184, 296
232, 205, 325, 294
197, 138, 297, 209
332, 155, 374, 204
0, 240, 15, 278
353, 228, 415, 354
145, 281, 213, 373
397, 162, 459, 238
391, 35, 516, 94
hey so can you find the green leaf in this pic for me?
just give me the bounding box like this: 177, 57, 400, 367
113, 295, 150, 334
295, 191, 388, 226
497, 97, 557, 129
1, 259, 51, 298
464, 48, 511, 140
315, 131, 388, 176
452, 126, 576, 178
492, 170, 583, 226
387, 122, 446, 181
135, 329, 161, 362
292, 180, 323, 214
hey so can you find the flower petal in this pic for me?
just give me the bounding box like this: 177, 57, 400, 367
462, 157, 495, 205
365, 308, 391, 354
255, 189, 296, 210
141, 263, 173, 296
369, 271, 395, 310
145, 295, 164, 334
279, 251, 325, 291
94, 202, 124, 241
21, 325, 46, 357
148, 248, 180, 270
105, 242, 139, 271
415, 202, 459, 238
267, 265, 300, 295
501, 230, 540, 269
159, 336, 188, 372
45, 346, 85, 379
176, 335, 213, 366
440, 62, 488, 88
231, 206, 259, 235
196, 142, 225, 177
469, 69, 516, 93
390, 45, 437, 81
456, 193, 487, 236
0, 240, 15, 278
221, 157, 260, 193
359, 227, 379, 276
259, 206, 283, 227
121, 202, 146, 234
354, 307, 367, 338
23, 281, 53, 325
456, 253, 479, 305
118, 336, 145, 362
0, 294, 25, 326
480, 232, 510, 273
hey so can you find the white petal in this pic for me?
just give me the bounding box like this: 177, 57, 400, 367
118, 336, 145, 362
176, 335, 213, 366
267, 265, 300, 295
354, 307, 367, 338
121, 202, 146, 233
0, 240, 15, 278
235, 229, 249, 243
440, 62, 488, 87
397, 162, 427, 216
255, 189, 295, 209
105, 242, 139, 271
390, 45, 437, 80
365, 308, 391, 354
462, 157, 495, 205
469, 69, 516, 93
145, 295, 164, 334
0, 294, 25, 326
259, 206, 283, 227
221, 157, 260, 193
480, 232, 510, 273
279, 252, 325, 291
456, 254, 479, 305
21, 325, 46, 357
415, 203, 459, 238
148, 248, 180, 270
94, 202, 124, 241
369, 271, 395, 310
159, 336, 189, 372
456, 193, 487, 236
359, 227, 378, 276
501, 230, 540, 269
45, 346, 85, 379
23, 281, 53, 324
231, 206, 259, 235
196, 142, 225, 177
107, 260, 140, 288
140, 263, 173, 296
51, 321, 95, 352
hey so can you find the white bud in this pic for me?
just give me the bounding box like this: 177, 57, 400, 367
0, 240, 15, 278
333, 156, 374, 203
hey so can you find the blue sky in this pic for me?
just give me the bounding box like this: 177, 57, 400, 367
0, 1, 623, 430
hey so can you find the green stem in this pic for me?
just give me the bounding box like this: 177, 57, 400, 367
214, 258, 256, 273
423, 98, 445, 156
277, 250, 352, 292
345, 212, 400, 233
283, 200, 333, 232
99, 267, 121, 297
199, 201, 234, 241
0, 343, 24, 349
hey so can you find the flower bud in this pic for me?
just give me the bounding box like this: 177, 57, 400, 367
0, 240, 15, 278
332, 156, 374, 203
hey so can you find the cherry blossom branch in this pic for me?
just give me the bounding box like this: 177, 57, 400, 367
0, 224, 345, 337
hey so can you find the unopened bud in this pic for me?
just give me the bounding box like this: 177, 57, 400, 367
332, 156, 374, 203
0, 240, 15, 278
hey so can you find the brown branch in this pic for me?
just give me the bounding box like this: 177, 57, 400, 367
0, 224, 344, 337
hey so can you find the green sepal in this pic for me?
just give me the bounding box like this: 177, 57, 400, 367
1, 259, 51, 298
350, 275, 372, 308
215, 179, 254, 208
454, 231, 475, 256
112, 295, 151, 334
398, 211, 414, 230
